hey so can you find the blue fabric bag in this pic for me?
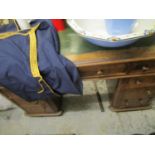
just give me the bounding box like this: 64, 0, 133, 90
0, 20, 83, 101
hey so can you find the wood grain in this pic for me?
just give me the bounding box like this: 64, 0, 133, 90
0, 87, 63, 116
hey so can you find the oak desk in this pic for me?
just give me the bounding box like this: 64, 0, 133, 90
59, 28, 155, 112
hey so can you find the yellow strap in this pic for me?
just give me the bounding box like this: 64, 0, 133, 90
0, 28, 29, 39
29, 25, 41, 78
29, 25, 60, 96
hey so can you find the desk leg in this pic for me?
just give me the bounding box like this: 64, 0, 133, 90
0, 87, 63, 117
93, 81, 104, 112
106, 77, 153, 112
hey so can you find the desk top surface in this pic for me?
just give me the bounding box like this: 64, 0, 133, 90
59, 28, 155, 66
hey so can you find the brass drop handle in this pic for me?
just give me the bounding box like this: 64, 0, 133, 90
142, 66, 149, 72
136, 80, 142, 85
146, 90, 152, 97
97, 70, 104, 75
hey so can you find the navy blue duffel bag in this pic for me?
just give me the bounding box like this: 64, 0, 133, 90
0, 19, 83, 101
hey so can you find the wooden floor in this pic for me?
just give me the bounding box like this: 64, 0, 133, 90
0, 80, 155, 135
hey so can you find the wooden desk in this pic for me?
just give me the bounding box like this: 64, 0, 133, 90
59, 28, 155, 111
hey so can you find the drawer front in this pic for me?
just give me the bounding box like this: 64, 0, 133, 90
79, 63, 126, 79
118, 76, 155, 90
79, 60, 155, 79
127, 60, 155, 75
112, 87, 154, 109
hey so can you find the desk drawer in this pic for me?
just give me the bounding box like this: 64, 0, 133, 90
79, 63, 126, 79
111, 78, 155, 109
112, 87, 154, 109
118, 76, 155, 90
127, 60, 155, 75
79, 60, 155, 79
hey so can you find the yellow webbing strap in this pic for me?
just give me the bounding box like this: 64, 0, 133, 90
0, 29, 28, 39
29, 25, 41, 78
0, 24, 60, 96
29, 25, 44, 93
27, 25, 60, 96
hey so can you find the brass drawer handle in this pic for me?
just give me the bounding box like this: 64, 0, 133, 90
136, 80, 142, 85
146, 90, 152, 97
97, 70, 104, 75
142, 66, 150, 72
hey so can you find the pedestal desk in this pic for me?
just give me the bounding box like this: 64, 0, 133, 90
60, 28, 155, 112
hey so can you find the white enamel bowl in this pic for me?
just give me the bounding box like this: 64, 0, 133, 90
67, 19, 155, 47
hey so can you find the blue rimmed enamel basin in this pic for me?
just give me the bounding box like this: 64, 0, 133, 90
67, 19, 155, 48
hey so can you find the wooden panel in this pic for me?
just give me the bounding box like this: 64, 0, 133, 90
112, 87, 153, 109
0, 87, 63, 117
106, 77, 155, 111
117, 76, 155, 90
